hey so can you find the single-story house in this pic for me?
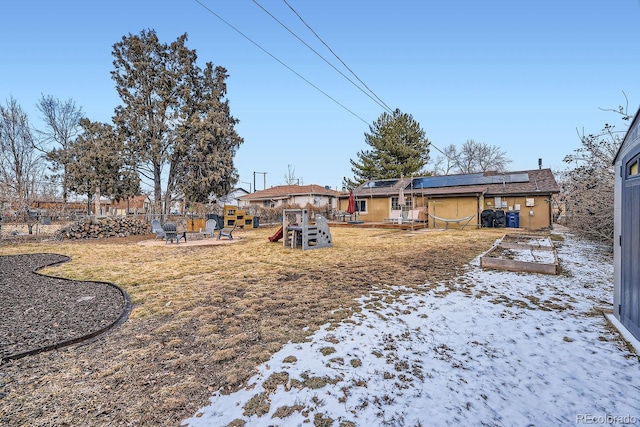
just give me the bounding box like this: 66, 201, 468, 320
109, 195, 151, 216
339, 168, 559, 230
30, 198, 112, 218
237, 184, 340, 210
613, 105, 640, 342
216, 187, 250, 207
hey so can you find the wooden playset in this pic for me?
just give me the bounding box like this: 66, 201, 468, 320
223, 205, 255, 229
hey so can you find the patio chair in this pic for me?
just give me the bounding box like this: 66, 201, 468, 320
151, 219, 165, 240
218, 222, 237, 240
406, 209, 422, 222
383, 210, 402, 224
200, 219, 218, 238
162, 222, 186, 244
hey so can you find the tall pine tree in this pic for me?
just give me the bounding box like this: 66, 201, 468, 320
344, 109, 430, 188
112, 29, 243, 213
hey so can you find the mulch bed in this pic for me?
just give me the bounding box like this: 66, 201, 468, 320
0, 253, 130, 361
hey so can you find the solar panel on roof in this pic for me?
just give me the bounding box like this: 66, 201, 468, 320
361, 180, 398, 189
410, 173, 529, 189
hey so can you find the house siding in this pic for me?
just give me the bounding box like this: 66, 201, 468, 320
343, 169, 559, 230
428, 196, 478, 228
483, 194, 552, 230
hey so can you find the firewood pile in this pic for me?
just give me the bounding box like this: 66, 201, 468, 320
55, 217, 151, 240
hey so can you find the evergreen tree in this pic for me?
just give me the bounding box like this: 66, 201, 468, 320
112, 29, 243, 212
344, 109, 430, 188
174, 63, 242, 203
65, 119, 140, 215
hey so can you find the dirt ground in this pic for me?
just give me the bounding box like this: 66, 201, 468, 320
0, 225, 517, 426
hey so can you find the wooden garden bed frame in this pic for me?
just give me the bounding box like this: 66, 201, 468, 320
480, 234, 559, 275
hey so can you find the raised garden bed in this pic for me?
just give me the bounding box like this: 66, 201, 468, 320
480, 234, 558, 275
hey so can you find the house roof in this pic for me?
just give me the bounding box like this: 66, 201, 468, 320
232, 188, 250, 195
238, 184, 341, 201
348, 169, 560, 198
483, 169, 559, 195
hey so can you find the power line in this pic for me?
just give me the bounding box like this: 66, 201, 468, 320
192, 1, 455, 165
282, 0, 394, 115
277, 1, 456, 163
251, 0, 393, 115
192, 0, 369, 125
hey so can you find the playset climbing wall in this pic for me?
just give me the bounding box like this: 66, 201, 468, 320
282, 208, 332, 250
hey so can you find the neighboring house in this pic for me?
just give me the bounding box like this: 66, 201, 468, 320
340, 168, 559, 230
145, 188, 249, 217
109, 195, 151, 216
216, 187, 250, 207
613, 106, 640, 342
31, 198, 111, 217
237, 184, 340, 209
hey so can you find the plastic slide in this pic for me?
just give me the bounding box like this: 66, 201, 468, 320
268, 226, 284, 242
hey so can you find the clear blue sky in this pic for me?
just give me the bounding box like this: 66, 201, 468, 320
2, 0, 640, 192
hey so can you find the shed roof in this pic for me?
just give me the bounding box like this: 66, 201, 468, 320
613, 105, 640, 164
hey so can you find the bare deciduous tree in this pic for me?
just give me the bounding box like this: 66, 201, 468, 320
445, 140, 511, 175
35, 95, 84, 203
284, 164, 302, 185
431, 140, 511, 175
0, 97, 45, 232
431, 145, 458, 176
561, 101, 631, 244
475, 142, 511, 172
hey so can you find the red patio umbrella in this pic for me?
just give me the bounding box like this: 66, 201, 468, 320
346, 190, 356, 214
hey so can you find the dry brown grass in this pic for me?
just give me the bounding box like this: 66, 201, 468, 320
0, 225, 511, 426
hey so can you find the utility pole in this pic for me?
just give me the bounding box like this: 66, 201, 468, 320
253, 171, 267, 191
241, 181, 252, 193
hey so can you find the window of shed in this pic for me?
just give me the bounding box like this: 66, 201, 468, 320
630, 161, 639, 177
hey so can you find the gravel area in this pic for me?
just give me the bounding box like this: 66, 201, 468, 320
0, 253, 130, 361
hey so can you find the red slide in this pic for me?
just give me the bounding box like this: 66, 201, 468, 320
268, 226, 284, 242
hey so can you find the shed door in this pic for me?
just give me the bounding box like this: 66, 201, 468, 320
621, 149, 640, 341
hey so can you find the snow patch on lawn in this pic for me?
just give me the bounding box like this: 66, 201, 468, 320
183, 233, 640, 426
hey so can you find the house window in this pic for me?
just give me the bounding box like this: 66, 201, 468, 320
355, 200, 367, 213
629, 157, 639, 177
391, 196, 412, 210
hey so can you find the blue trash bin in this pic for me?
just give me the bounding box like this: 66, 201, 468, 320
507, 211, 520, 228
